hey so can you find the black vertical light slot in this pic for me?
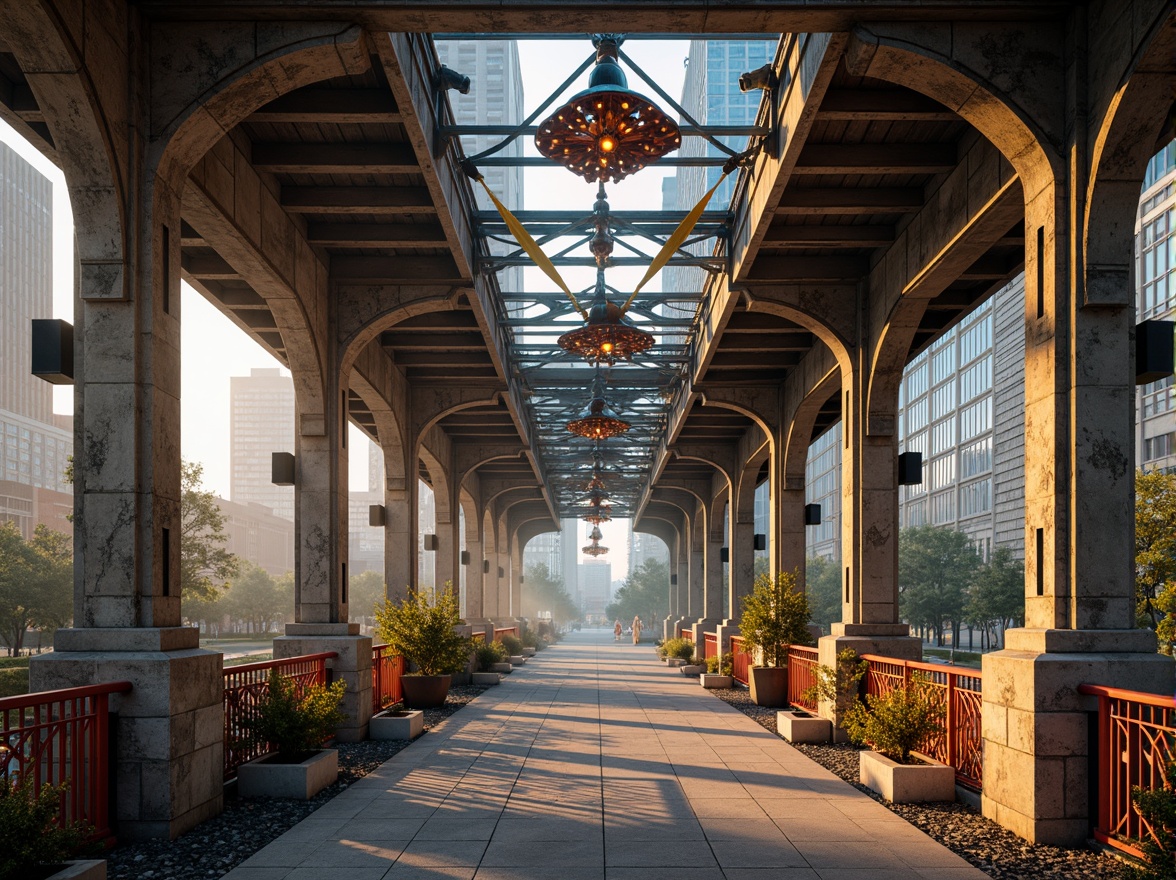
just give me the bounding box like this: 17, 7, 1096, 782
844, 567, 849, 603
162, 224, 171, 315
162, 527, 171, 595
1036, 226, 1045, 319
1035, 528, 1044, 596
341, 391, 347, 448
844, 392, 850, 447
342, 563, 348, 604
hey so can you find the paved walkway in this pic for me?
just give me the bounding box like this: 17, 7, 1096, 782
224, 629, 987, 880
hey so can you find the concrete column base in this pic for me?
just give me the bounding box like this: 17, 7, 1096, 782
981, 627, 1173, 846
817, 629, 921, 732
30, 626, 223, 841
662, 616, 677, 641
274, 629, 372, 743
714, 621, 739, 659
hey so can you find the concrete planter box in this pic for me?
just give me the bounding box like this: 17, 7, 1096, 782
370, 708, 424, 741
522, 647, 537, 657
508, 655, 527, 666
859, 750, 955, 803
666, 658, 686, 667
44, 861, 106, 880
777, 709, 832, 743
472, 671, 501, 686
700, 673, 732, 688
491, 662, 513, 674
681, 664, 707, 676
237, 749, 338, 800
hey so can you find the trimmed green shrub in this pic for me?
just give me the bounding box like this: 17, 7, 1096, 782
499, 634, 524, 656
661, 637, 696, 661
842, 673, 943, 764
475, 640, 508, 672
804, 648, 868, 718
706, 652, 734, 676
0, 777, 91, 880
1121, 756, 1176, 879
243, 669, 347, 759
374, 587, 471, 676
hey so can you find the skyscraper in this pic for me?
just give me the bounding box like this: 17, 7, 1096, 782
229, 368, 295, 521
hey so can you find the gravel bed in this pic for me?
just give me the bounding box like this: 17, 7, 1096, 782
107, 685, 488, 880
708, 685, 1125, 880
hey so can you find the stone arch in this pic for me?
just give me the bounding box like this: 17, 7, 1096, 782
338, 290, 468, 377
741, 291, 856, 379
735, 440, 770, 526
784, 369, 842, 487
418, 445, 451, 529
1084, 10, 1176, 307
349, 371, 407, 493
845, 27, 1060, 435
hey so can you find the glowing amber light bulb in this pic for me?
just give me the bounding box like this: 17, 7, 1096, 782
600, 341, 614, 354
599, 134, 617, 153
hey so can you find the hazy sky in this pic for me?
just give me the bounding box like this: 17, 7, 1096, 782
1, 37, 693, 574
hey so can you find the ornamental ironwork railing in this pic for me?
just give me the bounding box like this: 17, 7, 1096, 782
0, 680, 132, 843
372, 645, 405, 714
786, 645, 819, 712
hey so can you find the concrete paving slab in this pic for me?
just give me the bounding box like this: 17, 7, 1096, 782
230, 630, 987, 879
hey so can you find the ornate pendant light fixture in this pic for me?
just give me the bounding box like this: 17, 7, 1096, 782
557, 186, 654, 365
567, 369, 631, 439
535, 35, 681, 185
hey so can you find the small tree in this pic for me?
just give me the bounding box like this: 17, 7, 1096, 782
842, 674, 944, 764
373, 586, 470, 676
739, 569, 813, 667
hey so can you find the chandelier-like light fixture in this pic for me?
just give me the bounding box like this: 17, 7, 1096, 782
567, 370, 631, 439
582, 509, 612, 525
558, 186, 654, 365
535, 35, 681, 185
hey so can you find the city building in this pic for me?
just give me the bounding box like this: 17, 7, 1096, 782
629, 528, 669, 574
214, 497, 295, 576
578, 558, 612, 619
229, 368, 295, 521
0, 141, 72, 538
522, 529, 562, 578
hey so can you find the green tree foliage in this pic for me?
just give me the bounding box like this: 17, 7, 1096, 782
605, 558, 669, 624
0, 523, 73, 656
180, 460, 239, 603
348, 569, 386, 622
223, 564, 287, 633
807, 556, 842, 636
1136, 470, 1176, 645
965, 547, 1024, 649
739, 569, 813, 667
521, 562, 578, 625
804, 648, 868, 720
899, 526, 979, 646
1122, 757, 1176, 879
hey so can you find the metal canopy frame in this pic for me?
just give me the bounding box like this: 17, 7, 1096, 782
447, 33, 776, 519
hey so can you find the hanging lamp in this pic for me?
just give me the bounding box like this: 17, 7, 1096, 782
535, 35, 680, 185
567, 369, 631, 439
557, 185, 654, 364
583, 539, 610, 557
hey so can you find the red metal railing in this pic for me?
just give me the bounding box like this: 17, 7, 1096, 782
787, 645, 819, 712
494, 627, 519, 641
222, 652, 336, 780
0, 681, 132, 842
860, 653, 983, 790
1079, 683, 1176, 857
371, 645, 405, 713
730, 636, 750, 685
703, 633, 718, 661
679, 628, 693, 641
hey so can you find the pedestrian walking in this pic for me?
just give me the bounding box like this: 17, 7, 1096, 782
632, 615, 643, 645
614, 619, 623, 642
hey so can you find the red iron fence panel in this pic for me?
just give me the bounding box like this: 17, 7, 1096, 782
730, 636, 750, 685
371, 645, 405, 713
1078, 684, 1176, 858
680, 628, 693, 641
493, 627, 519, 641
860, 654, 983, 790
787, 645, 819, 712
222, 652, 336, 780
703, 633, 718, 661
0, 681, 132, 843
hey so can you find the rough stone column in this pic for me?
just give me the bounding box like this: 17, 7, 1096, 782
383, 477, 417, 603
435, 515, 458, 596
981, 178, 1172, 845
31, 184, 223, 840
692, 531, 726, 646
727, 517, 756, 622
776, 476, 808, 588
464, 532, 485, 620
483, 554, 499, 618
495, 551, 511, 621
510, 543, 523, 620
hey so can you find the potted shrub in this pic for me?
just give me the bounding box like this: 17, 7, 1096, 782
237, 669, 347, 800
521, 630, 540, 656
369, 699, 424, 741
473, 640, 507, 685
739, 569, 813, 707
660, 637, 695, 667
374, 587, 471, 708
783, 648, 868, 743
701, 652, 733, 688
500, 633, 526, 665
0, 777, 102, 880
843, 673, 954, 803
